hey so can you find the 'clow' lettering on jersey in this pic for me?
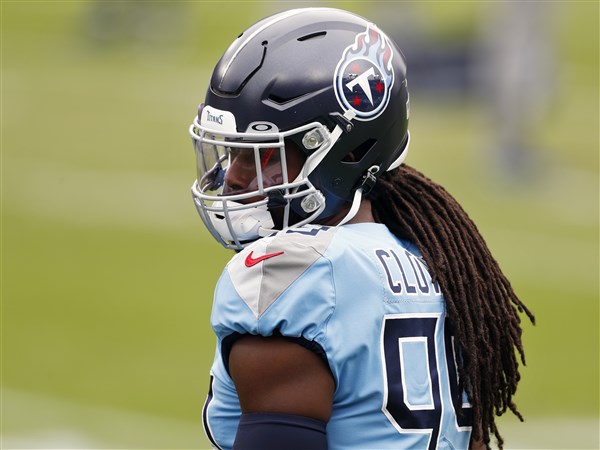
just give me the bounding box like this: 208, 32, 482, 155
375, 248, 441, 296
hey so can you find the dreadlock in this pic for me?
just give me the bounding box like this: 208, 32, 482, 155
370, 164, 535, 450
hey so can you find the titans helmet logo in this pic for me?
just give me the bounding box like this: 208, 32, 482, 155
334, 24, 395, 121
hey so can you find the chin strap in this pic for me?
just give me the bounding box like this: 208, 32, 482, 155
336, 164, 380, 227
336, 187, 364, 227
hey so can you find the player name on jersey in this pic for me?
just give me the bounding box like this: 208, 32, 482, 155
375, 248, 441, 296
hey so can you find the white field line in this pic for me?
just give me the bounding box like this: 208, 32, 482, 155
2, 156, 598, 233
2, 388, 209, 449
3, 157, 199, 233
496, 415, 600, 450
1, 388, 598, 450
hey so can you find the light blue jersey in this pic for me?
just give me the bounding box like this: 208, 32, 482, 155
203, 223, 472, 450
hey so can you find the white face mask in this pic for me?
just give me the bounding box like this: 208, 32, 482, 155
189, 107, 332, 250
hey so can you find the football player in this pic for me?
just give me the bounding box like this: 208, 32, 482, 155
189, 8, 534, 450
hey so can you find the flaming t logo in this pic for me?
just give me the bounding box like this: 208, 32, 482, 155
334, 24, 395, 121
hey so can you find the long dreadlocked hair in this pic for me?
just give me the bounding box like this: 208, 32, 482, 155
370, 164, 535, 450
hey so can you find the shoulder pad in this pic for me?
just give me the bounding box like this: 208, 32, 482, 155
226, 225, 336, 318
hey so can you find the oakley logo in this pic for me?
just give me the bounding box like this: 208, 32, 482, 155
206, 111, 224, 125
250, 123, 274, 132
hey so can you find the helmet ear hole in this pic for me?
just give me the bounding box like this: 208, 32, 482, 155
343, 139, 377, 164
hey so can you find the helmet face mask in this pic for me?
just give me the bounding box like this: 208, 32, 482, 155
190, 7, 410, 249
191, 106, 331, 249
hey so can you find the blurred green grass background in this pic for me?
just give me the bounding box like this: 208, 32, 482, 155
1, 1, 598, 449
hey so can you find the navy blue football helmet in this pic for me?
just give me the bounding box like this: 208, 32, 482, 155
191, 7, 410, 249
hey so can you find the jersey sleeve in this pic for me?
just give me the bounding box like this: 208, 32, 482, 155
210, 226, 337, 349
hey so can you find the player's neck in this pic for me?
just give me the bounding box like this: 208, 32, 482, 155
321, 198, 375, 226
347, 198, 375, 224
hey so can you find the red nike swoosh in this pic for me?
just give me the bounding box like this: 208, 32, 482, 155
245, 250, 285, 267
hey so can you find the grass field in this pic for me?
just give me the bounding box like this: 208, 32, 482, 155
2, 1, 598, 449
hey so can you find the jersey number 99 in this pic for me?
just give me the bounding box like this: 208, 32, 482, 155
381, 313, 472, 450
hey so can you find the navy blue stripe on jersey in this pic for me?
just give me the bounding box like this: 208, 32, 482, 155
202, 374, 222, 450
